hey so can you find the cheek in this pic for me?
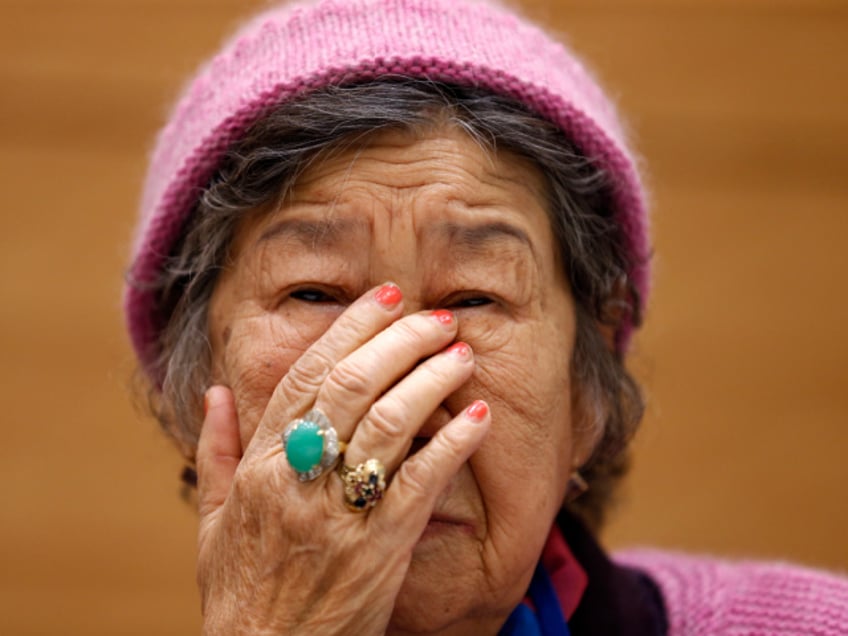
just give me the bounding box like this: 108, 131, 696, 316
461, 335, 574, 591
474, 335, 574, 480
465, 316, 575, 529
459, 304, 574, 429
219, 310, 338, 449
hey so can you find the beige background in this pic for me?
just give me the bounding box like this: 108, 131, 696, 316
1, 0, 846, 634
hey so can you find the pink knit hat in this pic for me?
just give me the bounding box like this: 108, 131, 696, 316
125, 0, 650, 379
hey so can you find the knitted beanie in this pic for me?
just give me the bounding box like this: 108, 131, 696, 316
125, 0, 650, 380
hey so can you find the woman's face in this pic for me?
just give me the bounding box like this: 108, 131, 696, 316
208, 125, 592, 632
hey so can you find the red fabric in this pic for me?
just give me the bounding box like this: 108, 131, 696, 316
534, 523, 589, 619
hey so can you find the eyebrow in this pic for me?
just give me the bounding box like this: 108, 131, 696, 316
434, 220, 532, 253
257, 217, 364, 249
255, 216, 533, 257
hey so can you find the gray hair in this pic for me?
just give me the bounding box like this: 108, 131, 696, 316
146, 79, 644, 531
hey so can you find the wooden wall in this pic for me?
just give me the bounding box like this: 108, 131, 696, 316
1, 1, 845, 633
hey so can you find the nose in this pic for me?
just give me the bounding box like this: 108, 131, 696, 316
381, 282, 427, 316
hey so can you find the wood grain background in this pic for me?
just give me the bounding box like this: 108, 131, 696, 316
1, 1, 846, 633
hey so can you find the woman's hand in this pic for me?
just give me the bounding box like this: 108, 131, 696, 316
195, 284, 491, 635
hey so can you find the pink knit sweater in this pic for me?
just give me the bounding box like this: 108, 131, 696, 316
617, 550, 848, 635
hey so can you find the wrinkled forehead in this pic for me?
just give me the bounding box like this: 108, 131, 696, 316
228, 124, 555, 265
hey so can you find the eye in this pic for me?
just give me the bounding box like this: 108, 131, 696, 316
448, 295, 493, 309
290, 288, 339, 303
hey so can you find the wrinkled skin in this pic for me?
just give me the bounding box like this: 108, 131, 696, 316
196, 126, 596, 635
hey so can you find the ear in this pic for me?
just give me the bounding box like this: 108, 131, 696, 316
595, 321, 617, 353
596, 275, 633, 353
569, 381, 604, 471
570, 419, 601, 472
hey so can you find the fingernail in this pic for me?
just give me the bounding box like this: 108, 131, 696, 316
465, 400, 488, 422
203, 390, 211, 417
375, 283, 402, 307
431, 309, 455, 327
445, 341, 471, 360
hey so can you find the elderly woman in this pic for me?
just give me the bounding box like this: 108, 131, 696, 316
124, 0, 848, 634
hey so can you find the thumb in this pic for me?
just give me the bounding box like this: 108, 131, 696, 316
196, 385, 242, 521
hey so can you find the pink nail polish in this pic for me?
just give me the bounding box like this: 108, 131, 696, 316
375, 283, 402, 307
466, 400, 488, 422
446, 341, 471, 359
431, 309, 455, 327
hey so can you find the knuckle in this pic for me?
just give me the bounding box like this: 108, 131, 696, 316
432, 426, 466, 460
420, 358, 457, 387
280, 367, 321, 398
325, 360, 372, 398
280, 349, 334, 396
363, 398, 405, 440
394, 455, 432, 498
330, 310, 373, 344
390, 317, 429, 346
301, 347, 336, 379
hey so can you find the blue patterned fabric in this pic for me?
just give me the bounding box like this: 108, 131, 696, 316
499, 562, 571, 636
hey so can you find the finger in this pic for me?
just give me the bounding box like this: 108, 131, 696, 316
197, 385, 242, 521
249, 282, 404, 453
342, 341, 475, 472
314, 309, 458, 442
374, 400, 491, 537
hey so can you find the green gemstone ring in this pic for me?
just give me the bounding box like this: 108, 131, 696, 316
282, 409, 344, 481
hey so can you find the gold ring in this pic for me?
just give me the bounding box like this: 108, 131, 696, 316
337, 458, 386, 511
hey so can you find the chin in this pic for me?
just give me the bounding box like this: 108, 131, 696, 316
386, 539, 503, 636
388, 584, 474, 636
